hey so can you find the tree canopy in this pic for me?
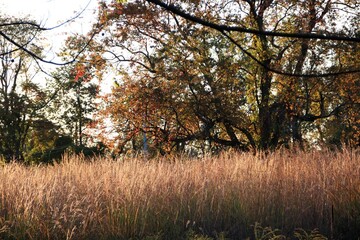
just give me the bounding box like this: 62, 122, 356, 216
92, 0, 359, 155
0, 0, 359, 160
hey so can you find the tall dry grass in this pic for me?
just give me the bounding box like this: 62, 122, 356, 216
0, 149, 360, 239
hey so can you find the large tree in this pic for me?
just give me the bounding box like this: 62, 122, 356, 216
93, 0, 359, 154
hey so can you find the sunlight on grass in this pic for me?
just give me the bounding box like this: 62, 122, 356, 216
0, 149, 359, 239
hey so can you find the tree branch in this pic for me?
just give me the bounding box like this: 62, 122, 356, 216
0, 30, 98, 66
145, 0, 360, 42
222, 31, 360, 77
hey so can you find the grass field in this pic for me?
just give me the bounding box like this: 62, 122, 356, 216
0, 149, 360, 239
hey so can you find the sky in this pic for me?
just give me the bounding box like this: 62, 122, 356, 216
1, 0, 98, 28
1, 0, 100, 60
0, 0, 114, 91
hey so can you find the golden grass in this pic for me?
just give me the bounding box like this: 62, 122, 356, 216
0, 149, 360, 239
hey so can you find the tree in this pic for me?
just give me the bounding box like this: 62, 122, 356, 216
103, 26, 255, 155
93, 0, 359, 154
0, 15, 53, 162
45, 34, 106, 154
51, 65, 97, 145
0, 7, 98, 66
0, 8, 107, 162
46, 63, 99, 150
315, 37, 360, 149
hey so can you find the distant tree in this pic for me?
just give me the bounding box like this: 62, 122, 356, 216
0, 15, 55, 162
25, 119, 61, 163
46, 64, 98, 147
314, 38, 360, 149
0, 9, 106, 162
46, 34, 105, 153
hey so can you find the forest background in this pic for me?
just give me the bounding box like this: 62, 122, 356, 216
0, 0, 359, 163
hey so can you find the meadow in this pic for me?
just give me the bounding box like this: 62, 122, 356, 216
0, 149, 360, 239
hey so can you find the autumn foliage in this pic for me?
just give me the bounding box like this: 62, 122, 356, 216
93, 0, 359, 156
0, 0, 359, 161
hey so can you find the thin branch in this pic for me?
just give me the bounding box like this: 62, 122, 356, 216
0, 29, 39, 57
0, 0, 92, 31
105, 50, 156, 73
222, 31, 360, 77
146, 0, 360, 42
0, 21, 46, 30
0, 30, 98, 66
0, 0, 96, 65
